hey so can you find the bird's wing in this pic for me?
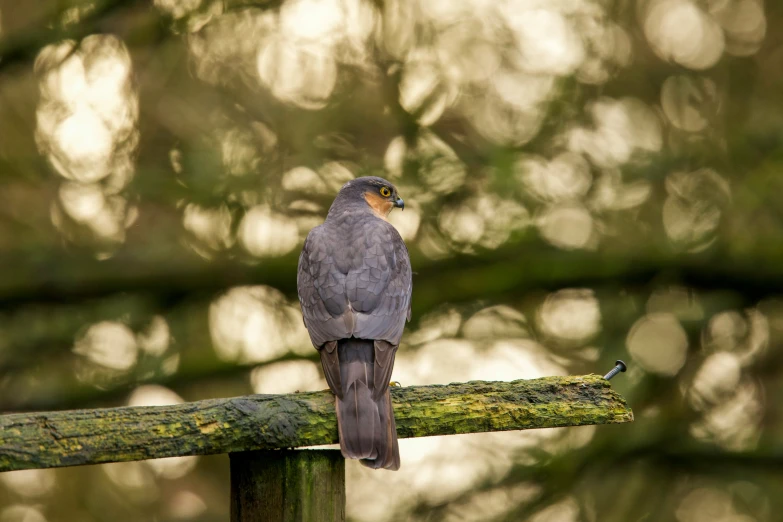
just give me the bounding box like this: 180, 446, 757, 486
297, 226, 354, 348
298, 226, 354, 397
349, 221, 411, 401
349, 220, 412, 346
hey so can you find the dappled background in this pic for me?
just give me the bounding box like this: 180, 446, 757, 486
0, 0, 781, 520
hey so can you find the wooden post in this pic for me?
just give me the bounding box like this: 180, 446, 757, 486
230, 450, 345, 522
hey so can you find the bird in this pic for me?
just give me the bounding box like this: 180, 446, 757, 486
297, 176, 411, 470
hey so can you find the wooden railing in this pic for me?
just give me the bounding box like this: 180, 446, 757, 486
0, 375, 633, 522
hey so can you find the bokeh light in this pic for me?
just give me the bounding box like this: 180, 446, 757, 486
73, 321, 138, 371
209, 286, 311, 362
250, 360, 326, 394
36, 35, 139, 251
538, 289, 601, 344
1, 0, 781, 520
0, 470, 55, 499
627, 313, 688, 376
0, 505, 47, 522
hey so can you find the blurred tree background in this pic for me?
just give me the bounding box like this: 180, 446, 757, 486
0, 0, 780, 520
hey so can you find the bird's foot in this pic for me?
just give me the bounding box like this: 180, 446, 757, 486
390, 381, 402, 387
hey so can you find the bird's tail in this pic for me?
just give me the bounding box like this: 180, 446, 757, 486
334, 338, 400, 470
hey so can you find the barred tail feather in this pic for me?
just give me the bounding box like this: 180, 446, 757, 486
359, 386, 399, 470
335, 339, 400, 470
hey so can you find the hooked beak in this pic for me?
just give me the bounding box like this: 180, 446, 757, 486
394, 197, 405, 210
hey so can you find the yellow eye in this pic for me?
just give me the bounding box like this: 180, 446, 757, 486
379, 186, 391, 197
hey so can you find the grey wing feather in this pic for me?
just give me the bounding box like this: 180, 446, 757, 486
318, 341, 341, 398
298, 228, 352, 397
297, 227, 352, 348
372, 340, 397, 402
351, 223, 412, 345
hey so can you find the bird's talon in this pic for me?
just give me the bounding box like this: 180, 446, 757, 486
390, 381, 401, 387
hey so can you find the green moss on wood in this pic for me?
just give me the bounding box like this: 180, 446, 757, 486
0, 374, 632, 472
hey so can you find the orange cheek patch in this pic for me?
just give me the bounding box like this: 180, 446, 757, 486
364, 192, 393, 220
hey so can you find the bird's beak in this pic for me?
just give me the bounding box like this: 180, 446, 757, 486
394, 197, 405, 211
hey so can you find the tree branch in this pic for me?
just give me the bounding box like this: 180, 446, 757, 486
0, 0, 146, 73
2, 238, 781, 314
0, 375, 632, 472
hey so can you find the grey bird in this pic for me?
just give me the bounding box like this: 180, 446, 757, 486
297, 176, 411, 470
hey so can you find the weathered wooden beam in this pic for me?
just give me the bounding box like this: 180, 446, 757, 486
230, 450, 345, 522
0, 375, 632, 472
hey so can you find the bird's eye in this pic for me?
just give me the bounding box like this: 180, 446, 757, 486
379, 187, 391, 197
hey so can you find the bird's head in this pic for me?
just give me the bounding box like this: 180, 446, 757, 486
331, 176, 404, 219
